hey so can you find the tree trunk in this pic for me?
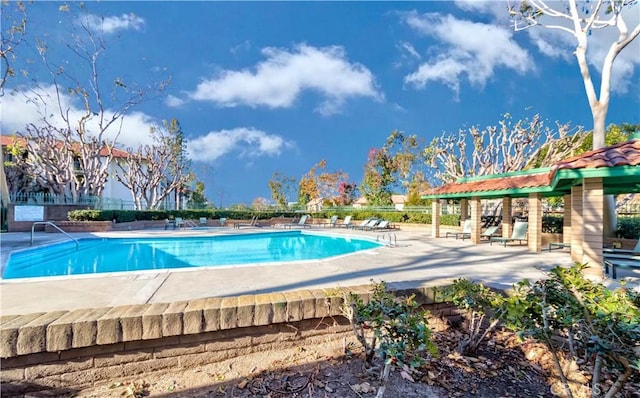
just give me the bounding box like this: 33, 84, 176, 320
592, 96, 616, 238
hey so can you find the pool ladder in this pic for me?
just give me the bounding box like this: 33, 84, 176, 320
376, 232, 397, 247
31, 221, 79, 251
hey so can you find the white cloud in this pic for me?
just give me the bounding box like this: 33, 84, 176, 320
80, 13, 145, 34
185, 44, 382, 115
402, 12, 533, 96
0, 85, 156, 149
165, 94, 186, 107
187, 127, 294, 163
397, 41, 421, 60
453, 1, 640, 94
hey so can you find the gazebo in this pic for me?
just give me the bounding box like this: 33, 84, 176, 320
422, 135, 640, 277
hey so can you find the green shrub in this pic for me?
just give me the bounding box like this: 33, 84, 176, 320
340, 281, 437, 395
502, 264, 640, 398
441, 279, 505, 355
542, 215, 563, 233
617, 216, 640, 239
449, 265, 640, 397
440, 214, 461, 226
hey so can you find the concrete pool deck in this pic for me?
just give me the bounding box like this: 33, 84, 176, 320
1, 227, 638, 316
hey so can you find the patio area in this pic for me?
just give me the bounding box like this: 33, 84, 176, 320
2, 227, 638, 316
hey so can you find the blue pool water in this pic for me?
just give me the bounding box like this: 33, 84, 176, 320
3, 231, 381, 279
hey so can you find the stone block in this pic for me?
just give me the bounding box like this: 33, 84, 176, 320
0, 367, 24, 382
0, 313, 45, 358
325, 291, 344, 317
47, 309, 93, 352
153, 343, 204, 359
92, 364, 125, 381
142, 303, 169, 340
284, 291, 303, 322
203, 297, 223, 332
97, 306, 130, 345
270, 293, 287, 323
122, 357, 180, 375
310, 289, 330, 318
253, 293, 273, 326
124, 336, 179, 351
94, 351, 153, 368
1, 351, 60, 369
17, 311, 67, 356
178, 351, 231, 368
205, 335, 252, 353
26, 358, 92, 378
120, 304, 148, 341
219, 297, 238, 329
183, 299, 207, 335
60, 343, 124, 361
298, 290, 316, 319
72, 307, 111, 348
236, 295, 255, 328
162, 301, 188, 337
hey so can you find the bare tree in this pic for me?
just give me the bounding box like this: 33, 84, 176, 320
424, 114, 587, 184
17, 4, 168, 202
114, 119, 191, 210
510, 0, 639, 150
0, 1, 27, 95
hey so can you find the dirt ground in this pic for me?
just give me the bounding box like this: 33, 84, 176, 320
75, 327, 640, 398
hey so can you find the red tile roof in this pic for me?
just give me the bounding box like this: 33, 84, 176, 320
1, 135, 132, 159
423, 138, 640, 197
552, 138, 640, 171
426, 172, 551, 196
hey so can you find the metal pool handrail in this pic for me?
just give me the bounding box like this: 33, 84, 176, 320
31, 222, 79, 251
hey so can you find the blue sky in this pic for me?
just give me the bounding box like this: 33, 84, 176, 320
2, 1, 639, 206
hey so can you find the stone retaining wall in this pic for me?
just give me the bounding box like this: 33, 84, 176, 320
0, 284, 458, 396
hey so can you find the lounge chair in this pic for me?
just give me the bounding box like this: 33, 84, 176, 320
604, 258, 640, 279
370, 220, 394, 231
234, 215, 259, 229
219, 217, 227, 226
320, 215, 338, 228
174, 217, 186, 229
336, 215, 353, 228
461, 225, 500, 241
489, 221, 528, 246
348, 218, 373, 230
446, 219, 471, 239
355, 218, 381, 231
481, 225, 500, 240
199, 217, 208, 226
283, 214, 311, 229
546, 242, 571, 251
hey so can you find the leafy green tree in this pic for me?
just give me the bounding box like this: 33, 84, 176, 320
383, 130, 426, 193
187, 181, 208, 208
360, 148, 395, 206
268, 171, 296, 209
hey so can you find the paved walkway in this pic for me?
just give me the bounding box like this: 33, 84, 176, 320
1, 227, 638, 315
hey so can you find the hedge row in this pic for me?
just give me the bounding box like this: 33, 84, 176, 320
66, 210, 640, 239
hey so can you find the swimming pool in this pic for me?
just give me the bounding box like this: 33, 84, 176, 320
2, 231, 381, 279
